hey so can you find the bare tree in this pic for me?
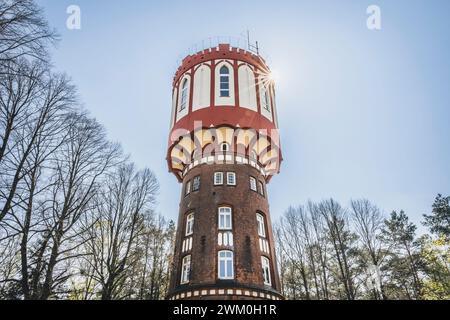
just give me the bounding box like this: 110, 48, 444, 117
134, 215, 175, 300
81, 164, 159, 300
0, 63, 75, 223
308, 201, 331, 299
277, 207, 311, 299
0, 0, 175, 301
350, 199, 387, 299
316, 199, 357, 300
10, 114, 121, 299
0, 0, 57, 68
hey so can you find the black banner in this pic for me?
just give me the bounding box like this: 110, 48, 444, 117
1, 300, 446, 319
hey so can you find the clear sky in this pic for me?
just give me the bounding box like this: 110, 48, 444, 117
36, 0, 450, 233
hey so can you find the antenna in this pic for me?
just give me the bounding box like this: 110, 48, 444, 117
246, 30, 260, 55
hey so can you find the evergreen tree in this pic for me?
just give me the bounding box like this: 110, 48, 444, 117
423, 194, 450, 240
380, 211, 423, 299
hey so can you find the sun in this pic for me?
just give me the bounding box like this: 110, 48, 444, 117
266, 69, 280, 86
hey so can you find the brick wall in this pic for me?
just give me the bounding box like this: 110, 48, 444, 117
167, 163, 283, 300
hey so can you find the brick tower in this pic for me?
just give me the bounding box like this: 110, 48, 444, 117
166, 43, 283, 300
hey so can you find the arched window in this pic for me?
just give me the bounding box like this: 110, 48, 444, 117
261, 256, 272, 286
180, 255, 191, 284
220, 142, 229, 152
179, 78, 189, 111
218, 250, 234, 279
219, 66, 230, 97
262, 84, 270, 111
185, 213, 194, 236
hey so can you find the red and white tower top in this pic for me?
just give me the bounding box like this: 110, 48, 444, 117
167, 43, 282, 182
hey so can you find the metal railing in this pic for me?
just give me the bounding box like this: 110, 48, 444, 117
172, 34, 272, 74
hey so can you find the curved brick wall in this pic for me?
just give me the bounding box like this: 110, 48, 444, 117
167, 163, 283, 300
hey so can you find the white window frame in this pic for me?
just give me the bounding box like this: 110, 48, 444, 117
179, 79, 189, 112
256, 213, 266, 238
186, 213, 194, 236
192, 176, 200, 191
261, 256, 272, 286
214, 172, 224, 185
218, 231, 234, 247
250, 176, 257, 191
218, 207, 232, 230
258, 181, 265, 196
218, 250, 234, 280
181, 255, 191, 284
227, 172, 236, 186
185, 180, 191, 196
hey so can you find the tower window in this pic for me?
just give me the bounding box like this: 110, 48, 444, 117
218, 207, 232, 230
249, 176, 257, 192
262, 84, 271, 112
220, 142, 229, 152
258, 181, 265, 197
256, 213, 266, 238
192, 176, 200, 191
227, 172, 236, 186
218, 250, 234, 279
181, 255, 191, 284
219, 66, 230, 97
218, 231, 234, 247
261, 256, 272, 286
179, 78, 189, 112
186, 213, 194, 236
185, 180, 191, 196
214, 172, 224, 185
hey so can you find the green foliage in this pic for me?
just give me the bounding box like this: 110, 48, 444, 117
277, 199, 450, 300
419, 235, 450, 300
423, 194, 450, 240
380, 210, 417, 246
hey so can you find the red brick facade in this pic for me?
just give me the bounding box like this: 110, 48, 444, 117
167, 163, 283, 300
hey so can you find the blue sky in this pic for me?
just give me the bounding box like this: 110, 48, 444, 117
37, 0, 450, 233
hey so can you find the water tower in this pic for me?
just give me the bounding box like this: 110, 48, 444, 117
166, 42, 283, 300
